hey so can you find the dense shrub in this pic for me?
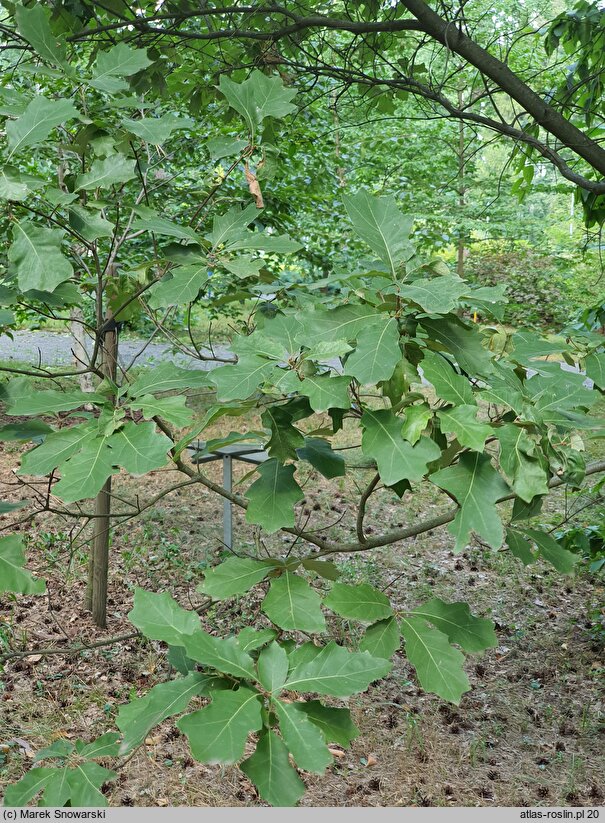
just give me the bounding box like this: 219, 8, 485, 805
466, 243, 571, 328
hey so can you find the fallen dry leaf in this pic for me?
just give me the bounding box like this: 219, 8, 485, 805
328, 747, 345, 759
50, 730, 72, 741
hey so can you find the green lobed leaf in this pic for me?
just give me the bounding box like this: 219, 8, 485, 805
198, 557, 273, 600
7, 385, 101, 417
400, 404, 432, 445
411, 598, 497, 653
116, 673, 218, 754
285, 641, 391, 696
287, 642, 323, 670
68, 205, 114, 241
245, 460, 304, 533
296, 305, 381, 346
182, 632, 257, 680
34, 739, 74, 763
296, 437, 345, 478
361, 409, 441, 486
128, 395, 193, 428
301, 558, 341, 580
343, 317, 401, 384
509, 331, 567, 366
0, 309, 14, 325
75, 155, 136, 190
9, 221, 73, 293
167, 644, 196, 675
526, 365, 596, 415
0, 535, 45, 595
400, 275, 468, 314
52, 437, 117, 503
7, 96, 78, 156
585, 352, 605, 390
131, 212, 199, 243
462, 284, 508, 320
64, 764, 116, 807
324, 582, 393, 624
421, 350, 475, 405
505, 528, 536, 565
274, 700, 333, 773
148, 264, 210, 308
262, 573, 326, 633
431, 452, 510, 552
294, 701, 360, 748
109, 421, 172, 475
218, 70, 296, 139
90, 43, 152, 93
122, 113, 194, 144
262, 405, 305, 462
211, 355, 274, 402
15, 4, 72, 71
359, 616, 401, 659
497, 424, 549, 503
421, 316, 494, 377
177, 687, 262, 764
75, 733, 121, 760
400, 617, 470, 704
236, 627, 278, 653
437, 405, 493, 452
4, 764, 116, 808
19, 425, 97, 476
283, 373, 351, 414
0, 166, 45, 201
220, 254, 264, 280
128, 364, 210, 396
511, 495, 543, 522
207, 136, 248, 159
344, 191, 413, 276
206, 203, 260, 249
240, 730, 305, 807
525, 528, 579, 574
3, 768, 56, 806
257, 641, 289, 693
0, 419, 52, 442
128, 588, 199, 646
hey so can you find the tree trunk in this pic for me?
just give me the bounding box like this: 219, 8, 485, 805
70, 308, 94, 396
332, 92, 346, 189
457, 89, 466, 280
85, 315, 118, 628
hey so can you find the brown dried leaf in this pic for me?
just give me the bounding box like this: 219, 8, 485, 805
245, 162, 264, 209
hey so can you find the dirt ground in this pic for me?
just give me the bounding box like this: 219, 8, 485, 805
0, 405, 603, 808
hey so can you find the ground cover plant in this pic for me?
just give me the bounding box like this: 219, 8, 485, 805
0, 0, 604, 809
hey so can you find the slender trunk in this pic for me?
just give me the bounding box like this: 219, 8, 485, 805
90, 477, 112, 628
85, 308, 118, 628
332, 93, 346, 189
457, 89, 466, 279
70, 308, 94, 396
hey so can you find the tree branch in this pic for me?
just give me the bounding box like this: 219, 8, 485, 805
399, 0, 605, 185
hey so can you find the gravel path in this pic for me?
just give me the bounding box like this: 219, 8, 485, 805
0, 330, 232, 371
0, 329, 593, 387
